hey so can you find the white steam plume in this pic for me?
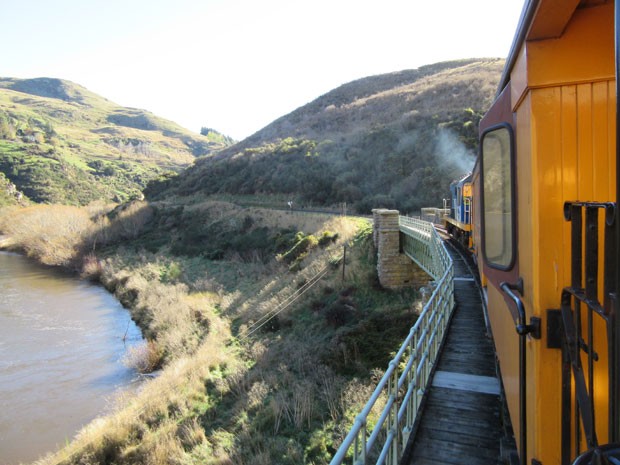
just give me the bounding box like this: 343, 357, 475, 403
435, 128, 476, 174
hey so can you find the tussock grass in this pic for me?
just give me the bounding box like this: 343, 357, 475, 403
122, 340, 163, 374
0, 200, 153, 267
38, 319, 239, 465
0, 204, 94, 266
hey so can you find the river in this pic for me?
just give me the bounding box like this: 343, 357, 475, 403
0, 251, 142, 465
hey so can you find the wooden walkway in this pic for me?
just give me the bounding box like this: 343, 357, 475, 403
402, 244, 512, 465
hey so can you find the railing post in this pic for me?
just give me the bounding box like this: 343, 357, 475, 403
361, 422, 367, 465
423, 311, 430, 389
435, 298, 442, 362
353, 420, 367, 465
412, 327, 420, 419
407, 335, 416, 430
388, 366, 400, 465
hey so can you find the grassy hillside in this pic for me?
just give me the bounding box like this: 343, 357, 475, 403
0, 77, 234, 204
147, 59, 504, 213
0, 200, 425, 465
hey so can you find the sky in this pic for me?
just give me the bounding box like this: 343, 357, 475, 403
1, 0, 525, 141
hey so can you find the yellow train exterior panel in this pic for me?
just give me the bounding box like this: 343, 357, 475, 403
528, 5, 614, 89
485, 2, 617, 463
512, 79, 617, 464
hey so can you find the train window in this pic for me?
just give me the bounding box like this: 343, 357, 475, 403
481, 124, 515, 269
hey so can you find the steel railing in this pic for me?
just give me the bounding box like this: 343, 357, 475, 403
399, 216, 452, 279
329, 216, 454, 465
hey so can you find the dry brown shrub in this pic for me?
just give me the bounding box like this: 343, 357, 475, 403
133, 425, 186, 465
143, 282, 202, 357
290, 380, 315, 428
177, 417, 207, 450
81, 252, 103, 280
317, 366, 343, 421
247, 381, 269, 409
106, 201, 153, 241
340, 377, 385, 425
123, 340, 163, 373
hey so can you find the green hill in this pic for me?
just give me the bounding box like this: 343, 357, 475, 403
0, 77, 234, 205
147, 58, 504, 213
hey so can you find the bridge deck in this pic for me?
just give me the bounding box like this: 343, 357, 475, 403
402, 244, 510, 465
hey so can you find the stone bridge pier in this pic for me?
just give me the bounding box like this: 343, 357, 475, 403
372, 209, 427, 289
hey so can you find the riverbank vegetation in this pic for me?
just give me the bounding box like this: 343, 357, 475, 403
0, 200, 426, 465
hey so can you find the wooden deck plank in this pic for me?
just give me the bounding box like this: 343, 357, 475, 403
410, 437, 501, 464
414, 426, 502, 453
423, 391, 500, 416
432, 371, 500, 395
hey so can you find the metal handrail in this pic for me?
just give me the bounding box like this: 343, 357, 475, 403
329, 217, 454, 465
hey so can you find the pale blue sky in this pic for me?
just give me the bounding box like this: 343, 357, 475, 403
1, 0, 525, 140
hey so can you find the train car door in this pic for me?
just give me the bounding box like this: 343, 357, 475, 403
479, 84, 537, 465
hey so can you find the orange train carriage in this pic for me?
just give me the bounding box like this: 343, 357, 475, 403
466, 0, 620, 464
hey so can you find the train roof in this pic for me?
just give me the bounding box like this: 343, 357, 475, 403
498, 0, 608, 94
450, 172, 473, 187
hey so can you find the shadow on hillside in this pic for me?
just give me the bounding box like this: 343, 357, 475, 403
190, 277, 421, 464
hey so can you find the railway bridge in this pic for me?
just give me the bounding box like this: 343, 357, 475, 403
329, 210, 511, 465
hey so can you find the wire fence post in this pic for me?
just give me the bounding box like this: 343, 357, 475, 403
342, 244, 347, 282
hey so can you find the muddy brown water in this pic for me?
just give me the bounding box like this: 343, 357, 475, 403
0, 252, 142, 464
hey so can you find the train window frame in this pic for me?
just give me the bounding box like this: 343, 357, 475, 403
480, 123, 516, 271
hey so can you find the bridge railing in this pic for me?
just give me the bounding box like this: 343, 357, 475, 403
329, 216, 454, 465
